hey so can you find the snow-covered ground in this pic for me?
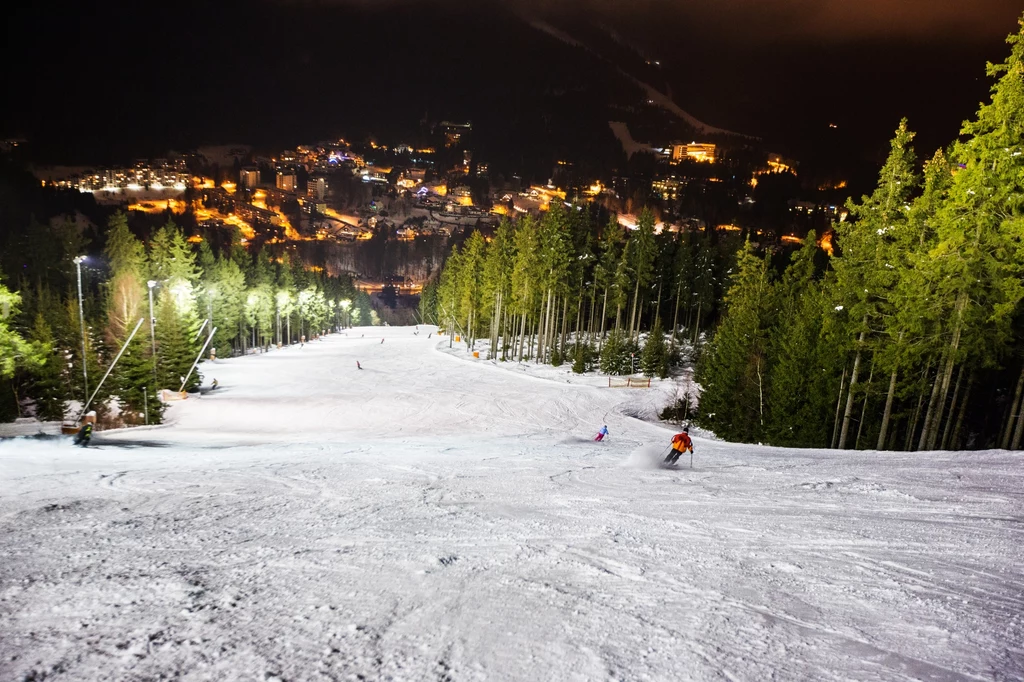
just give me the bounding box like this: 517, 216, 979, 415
2, 326, 1022, 681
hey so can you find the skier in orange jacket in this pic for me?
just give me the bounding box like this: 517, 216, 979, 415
665, 427, 693, 465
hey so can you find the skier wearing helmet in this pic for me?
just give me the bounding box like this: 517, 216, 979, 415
665, 427, 693, 465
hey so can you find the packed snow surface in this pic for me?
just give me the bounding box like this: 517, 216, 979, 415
2, 327, 1023, 681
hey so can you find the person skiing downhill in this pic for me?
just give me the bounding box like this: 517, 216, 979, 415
356, 361, 362, 370
595, 425, 609, 442
665, 427, 693, 465
73, 412, 96, 447
74, 422, 93, 447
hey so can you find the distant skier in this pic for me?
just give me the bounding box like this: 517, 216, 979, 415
594, 425, 609, 442
356, 361, 362, 370
73, 412, 96, 447
211, 378, 219, 390
381, 338, 385, 344
665, 427, 693, 465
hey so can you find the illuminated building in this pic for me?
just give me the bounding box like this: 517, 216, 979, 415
234, 201, 279, 227
476, 163, 489, 178
651, 176, 681, 201
670, 142, 716, 164
240, 168, 259, 190
361, 166, 391, 183
397, 167, 426, 190
47, 158, 189, 193
276, 171, 297, 192
450, 185, 473, 207
307, 176, 328, 202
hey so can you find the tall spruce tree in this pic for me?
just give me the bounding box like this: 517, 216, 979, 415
114, 333, 162, 425
27, 313, 66, 421
594, 217, 624, 347
765, 235, 836, 447
155, 288, 199, 391
103, 212, 148, 346
0, 283, 45, 379
103, 213, 155, 421
207, 256, 246, 355
831, 120, 920, 449
627, 208, 657, 341
481, 219, 515, 358
910, 21, 1024, 449
640, 319, 669, 379
695, 241, 777, 443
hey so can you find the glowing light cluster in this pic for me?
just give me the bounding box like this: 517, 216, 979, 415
818, 231, 835, 257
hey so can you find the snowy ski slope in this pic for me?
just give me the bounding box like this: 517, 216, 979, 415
1, 326, 1022, 681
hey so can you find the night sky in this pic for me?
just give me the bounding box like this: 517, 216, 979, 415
4, 0, 1020, 178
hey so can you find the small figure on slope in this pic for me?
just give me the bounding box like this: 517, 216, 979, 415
73, 412, 96, 448
381, 338, 385, 344
211, 378, 219, 390
356, 361, 362, 370
594, 425, 609, 442
665, 427, 693, 466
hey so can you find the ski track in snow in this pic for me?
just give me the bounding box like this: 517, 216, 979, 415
1, 326, 1023, 681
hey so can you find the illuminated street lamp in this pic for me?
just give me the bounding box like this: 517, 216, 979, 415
73, 256, 89, 403
147, 280, 158, 381
339, 299, 352, 329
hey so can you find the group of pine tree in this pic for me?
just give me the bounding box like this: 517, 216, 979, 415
422, 21, 1024, 451
418, 204, 730, 380
1, 213, 373, 425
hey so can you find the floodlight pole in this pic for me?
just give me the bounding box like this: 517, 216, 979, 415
73, 256, 89, 403
148, 280, 158, 383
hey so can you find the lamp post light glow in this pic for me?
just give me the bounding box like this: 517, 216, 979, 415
73, 256, 89, 404
339, 299, 352, 329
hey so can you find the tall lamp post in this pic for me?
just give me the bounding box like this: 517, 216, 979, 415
73, 256, 89, 403
147, 280, 158, 382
